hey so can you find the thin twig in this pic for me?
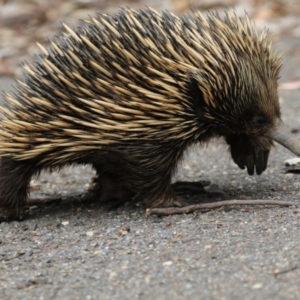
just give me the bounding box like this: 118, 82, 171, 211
273, 265, 298, 276
146, 200, 294, 217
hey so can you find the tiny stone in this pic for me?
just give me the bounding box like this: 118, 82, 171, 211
45, 257, 53, 263
253, 283, 263, 289
28, 223, 37, 231
26, 249, 33, 256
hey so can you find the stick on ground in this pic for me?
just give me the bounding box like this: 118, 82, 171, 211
146, 200, 294, 217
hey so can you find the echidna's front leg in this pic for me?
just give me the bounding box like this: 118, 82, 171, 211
141, 173, 223, 208
141, 172, 201, 208
132, 159, 180, 208
226, 135, 273, 175
0, 157, 34, 221
144, 185, 183, 208
129, 144, 204, 208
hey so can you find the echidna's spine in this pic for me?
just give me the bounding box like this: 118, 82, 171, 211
0, 8, 280, 164
0, 8, 283, 220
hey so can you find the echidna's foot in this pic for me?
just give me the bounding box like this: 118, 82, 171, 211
226, 135, 272, 176
146, 181, 224, 208
172, 181, 224, 200
171, 180, 211, 195
0, 206, 26, 222
146, 193, 189, 208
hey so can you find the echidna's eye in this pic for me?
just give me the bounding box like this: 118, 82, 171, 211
253, 115, 268, 127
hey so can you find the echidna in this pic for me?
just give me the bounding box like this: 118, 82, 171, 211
0, 7, 299, 220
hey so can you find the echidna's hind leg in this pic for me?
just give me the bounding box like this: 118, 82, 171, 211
0, 157, 34, 220
91, 164, 136, 206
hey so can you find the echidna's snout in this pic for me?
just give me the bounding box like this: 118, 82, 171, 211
267, 119, 300, 156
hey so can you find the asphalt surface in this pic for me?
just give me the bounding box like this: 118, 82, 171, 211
1, 27, 300, 300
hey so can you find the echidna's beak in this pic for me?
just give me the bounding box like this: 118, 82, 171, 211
267, 119, 300, 156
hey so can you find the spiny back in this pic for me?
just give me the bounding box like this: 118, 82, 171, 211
0, 8, 280, 163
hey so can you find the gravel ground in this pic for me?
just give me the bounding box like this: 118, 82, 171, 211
1, 4, 300, 300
